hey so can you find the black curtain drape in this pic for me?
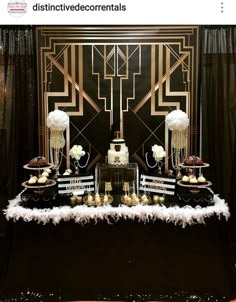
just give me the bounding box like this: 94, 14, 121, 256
201, 26, 236, 199
201, 26, 236, 241
0, 26, 38, 200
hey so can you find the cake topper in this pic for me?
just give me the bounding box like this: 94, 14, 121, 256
114, 131, 122, 139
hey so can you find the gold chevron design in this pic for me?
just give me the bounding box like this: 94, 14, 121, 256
36, 26, 199, 168
133, 49, 189, 114
46, 49, 100, 114
122, 46, 141, 112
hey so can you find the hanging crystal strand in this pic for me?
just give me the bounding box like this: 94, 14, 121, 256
54, 148, 59, 177
50, 129, 65, 149
145, 152, 158, 169
50, 129, 66, 177
77, 152, 90, 169
171, 130, 187, 179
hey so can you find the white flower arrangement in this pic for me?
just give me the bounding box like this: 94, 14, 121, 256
69, 145, 85, 161
47, 109, 69, 131
165, 109, 189, 131
152, 144, 166, 161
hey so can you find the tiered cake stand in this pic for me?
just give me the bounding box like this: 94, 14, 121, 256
177, 163, 212, 193
22, 163, 56, 193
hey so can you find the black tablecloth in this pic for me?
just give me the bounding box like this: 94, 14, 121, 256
0, 215, 236, 301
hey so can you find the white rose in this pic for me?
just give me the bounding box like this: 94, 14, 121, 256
69, 145, 85, 160
152, 144, 166, 161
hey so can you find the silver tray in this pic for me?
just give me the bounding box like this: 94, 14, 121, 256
179, 163, 210, 169
22, 179, 56, 190
177, 180, 212, 188
23, 163, 53, 170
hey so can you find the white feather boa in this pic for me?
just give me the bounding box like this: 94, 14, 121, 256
4, 194, 230, 228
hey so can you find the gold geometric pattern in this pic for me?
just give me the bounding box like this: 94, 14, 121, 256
91, 44, 141, 134
36, 26, 199, 171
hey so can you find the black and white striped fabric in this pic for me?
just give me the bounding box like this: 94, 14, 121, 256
57, 175, 95, 196
139, 174, 176, 196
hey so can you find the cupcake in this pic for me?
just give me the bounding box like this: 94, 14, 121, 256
184, 156, 194, 165
28, 176, 38, 184
42, 171, 49, 177
29, 156, 48, 167
38, 176, 47, 184
189, 177, 198, 184
197, 175, 206, 183
195, 156, 203, 166
181, 175, 189, 183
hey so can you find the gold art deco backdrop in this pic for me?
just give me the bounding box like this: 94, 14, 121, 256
36, 26, 200, 172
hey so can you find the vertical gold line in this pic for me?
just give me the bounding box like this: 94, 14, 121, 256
196, 27, 200, 157
166, 46, 170, 94
126, 45, 128, 77
39, 46, 44, 156
120, 49, 122, 134
44, 52, 49, 160
111, 46, 115, 129
186, 52, 190, 116
91, 45, 94, 73
66, 123, 70, 169
64, 47, 68, 96
37, 29, 44, 156
120, 77, 123, 138
151, 45, 155, 113
190, 39, 195, 155
116, 45, 118, 76
186, 91, 190, 157
120, 45, 128, 138
71, 45, 76, 106
79, 45, 83, 115
110, 77, 113, 130
165, 124, 169, 170
159, 44, 163, 106
190, 46, 193, 155
104, 45, 107, 78
114, 45, 116, 76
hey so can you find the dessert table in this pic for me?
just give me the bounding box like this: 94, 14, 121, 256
1, 193, 236, 302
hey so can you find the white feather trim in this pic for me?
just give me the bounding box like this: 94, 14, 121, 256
3, 193, 230, 228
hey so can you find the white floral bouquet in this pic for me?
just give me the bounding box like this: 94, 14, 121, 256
165, 109, 189, 131
152, 144, 166, 161
47, 109, 69, 130
69, 145, 85, 161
